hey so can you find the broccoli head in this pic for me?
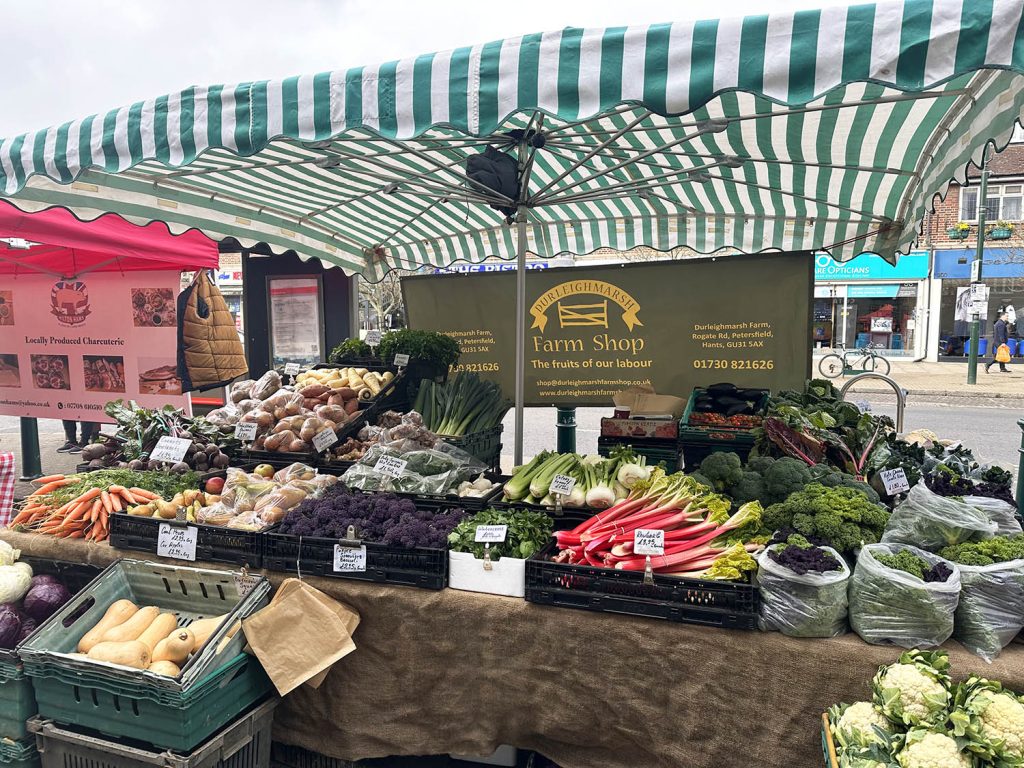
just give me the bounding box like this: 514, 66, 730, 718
730, 471, 766, 506
763, 457, 813, 505
699, 452, 744, 492
746, 455, 776, 475
687, 472, 715, 492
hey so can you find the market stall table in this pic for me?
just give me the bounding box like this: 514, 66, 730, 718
4, 529, 1022, 768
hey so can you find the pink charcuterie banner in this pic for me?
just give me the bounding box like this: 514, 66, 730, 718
0, 270, 190, 422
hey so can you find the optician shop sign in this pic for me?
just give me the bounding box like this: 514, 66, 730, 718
815, 252, 929, 282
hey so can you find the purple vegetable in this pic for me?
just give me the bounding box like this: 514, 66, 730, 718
0, 606, 22, 649
22, 581, 72, 623
16, 615, 36, 643
30, 575, 62, 588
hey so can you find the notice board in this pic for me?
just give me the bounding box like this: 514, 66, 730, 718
403, 253, 813, 406
0, 271, 190, 422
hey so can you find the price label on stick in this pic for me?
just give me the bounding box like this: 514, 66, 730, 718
365, 330, 381, 347
474, 524, 508, 543
234, 572, 261, 598
880, 467, 911, 496
157, 524, 198, 561
312, 428, 339, 453
333, 545, 367, 572
634, 529, 665, 556
549, 474, 576, 497
283, 362, 301, 376
150, 436, 191, 464
234, 422, 258, 442
393, 353, 410, 367
375, 455, 408, 478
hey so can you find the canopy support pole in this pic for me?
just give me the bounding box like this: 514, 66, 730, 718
514, 205, 527, 466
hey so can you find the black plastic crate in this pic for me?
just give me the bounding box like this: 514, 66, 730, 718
108, 513, 269, 568
678, 435, 755, 471
597, 436, 682, 471
262, 532, 446, 590
441, 426, 502, 472
524, 541, 759, 629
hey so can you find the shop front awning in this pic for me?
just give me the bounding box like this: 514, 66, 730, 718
1, 0, 1023, 280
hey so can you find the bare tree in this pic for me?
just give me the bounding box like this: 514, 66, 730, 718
359, 271, 405, 330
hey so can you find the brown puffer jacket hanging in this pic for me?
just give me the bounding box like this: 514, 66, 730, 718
176, 271, 248, 392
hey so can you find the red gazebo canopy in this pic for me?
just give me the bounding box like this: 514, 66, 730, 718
0, 201, 218, 276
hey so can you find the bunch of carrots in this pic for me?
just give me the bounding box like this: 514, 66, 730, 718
10, 473, 161, 542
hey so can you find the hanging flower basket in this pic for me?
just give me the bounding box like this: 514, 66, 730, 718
947, 227, 970, 240
988, 227, 1013, 240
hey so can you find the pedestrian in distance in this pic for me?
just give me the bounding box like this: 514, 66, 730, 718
57, 420, 99, 454
985, 311, 1012, 374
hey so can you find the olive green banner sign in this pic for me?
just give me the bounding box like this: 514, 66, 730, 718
402, 253, 813, 406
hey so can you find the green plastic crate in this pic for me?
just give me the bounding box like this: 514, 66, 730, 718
29, 653, 272, 752
0, 664, 35, 741
0, 738, 39, 768
19, 559, 270, 694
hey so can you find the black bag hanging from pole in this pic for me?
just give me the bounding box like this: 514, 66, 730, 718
466, 146, 519, 217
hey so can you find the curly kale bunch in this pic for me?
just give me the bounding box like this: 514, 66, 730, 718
938, 535, 1024, 566
762, 484, 889, 554
875, 550, 954, 583
767, 534, 843, 575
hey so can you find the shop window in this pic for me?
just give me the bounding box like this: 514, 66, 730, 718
960, 184, 1024, 222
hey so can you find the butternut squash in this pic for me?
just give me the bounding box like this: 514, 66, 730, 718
78, 599, 138, 653
101, 606, 160, 643
147, 660, 181, 677
152, 629, 195, 665
187, 614, 228, 648
214, 622, 242, 655
136, 613, 179, 653
87, 640, 151, 669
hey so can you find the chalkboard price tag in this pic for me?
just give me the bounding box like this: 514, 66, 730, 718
157, 524, 198, 561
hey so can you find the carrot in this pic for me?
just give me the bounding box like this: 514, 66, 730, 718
74, 488, 103, 504
31, 475, 65, 485
109, 494, 122, 513
29, 479, 74, 496
118, 489, 138, 504
63, 503, 89, 524
90, 499, 103, 523
10, 507, 39, 526
67, 531, 85, 539
129, 488, 158, 500
100, 491, 113, 515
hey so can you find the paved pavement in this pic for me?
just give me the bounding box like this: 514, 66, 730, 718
829, 359, 1024, 400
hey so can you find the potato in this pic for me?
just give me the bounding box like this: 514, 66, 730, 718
287, 438, 307, 452
334, 387, 356, 400
299, 417, 320, 442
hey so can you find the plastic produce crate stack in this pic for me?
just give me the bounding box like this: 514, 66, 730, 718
678, 385, 769, 469
18, 559, 274, 753
596, 436, 682, 472
27, 698, 277, 768
0, 737, 38, 768
442, 425, 503, 473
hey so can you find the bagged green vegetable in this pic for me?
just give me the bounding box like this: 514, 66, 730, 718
757, 545, 850, 638
849, 543, 961, 648
882, 483, 996, 550
952, 558, 1024, 662
963, 495, 1023, 537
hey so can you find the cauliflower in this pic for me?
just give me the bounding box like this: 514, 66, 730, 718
831, 702, 894, 750
951, 676, 1024, 763
895, 730, 972, 768
872, 650, 952, 728
839, 753, 889, 768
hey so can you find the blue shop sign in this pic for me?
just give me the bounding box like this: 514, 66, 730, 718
815, 251, 929, 281
847, 284, 900, 298
935, 249, 1024, 279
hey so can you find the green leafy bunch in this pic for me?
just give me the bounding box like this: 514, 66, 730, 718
378, 329, 461, 369
939, 536, 1024, 567
761, 483, 889, 553
447, 507, 553, 561
328, 337, 372, 362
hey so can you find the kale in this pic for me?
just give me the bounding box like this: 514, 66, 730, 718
279, 486, 468, 548
761, 484, 889, 554
874, 550, 953, 583
938, 535, 1024, 566
768, 538, 843, 575
377, 329, 461, 370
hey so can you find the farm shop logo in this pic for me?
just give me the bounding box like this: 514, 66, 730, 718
529, 281, 642, 333
50, 280, 91, 326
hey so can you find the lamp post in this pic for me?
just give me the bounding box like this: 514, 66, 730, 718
967, 155, 990, 385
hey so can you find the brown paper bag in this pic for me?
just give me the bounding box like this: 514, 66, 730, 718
242, 578, 360, 696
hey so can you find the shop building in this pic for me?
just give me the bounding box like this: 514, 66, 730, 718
813, 252, 930, 358
924, 135, 1024, 360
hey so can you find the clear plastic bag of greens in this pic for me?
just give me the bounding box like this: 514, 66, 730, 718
953, 558, 1024, 662
882, 483, 997, 550
757, 545, 850, 638
849, 543, 961, 648
963, 496, 1023, 537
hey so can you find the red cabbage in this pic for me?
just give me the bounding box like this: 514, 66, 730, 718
0, 606, 22, 649
22, 581, 72, 623
16, 615, 36, 643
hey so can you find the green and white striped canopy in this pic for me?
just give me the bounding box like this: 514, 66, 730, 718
2, 0, 1024, 279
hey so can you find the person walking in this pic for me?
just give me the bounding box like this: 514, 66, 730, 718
985, 311, 1012, 374
57, 420, 99, 453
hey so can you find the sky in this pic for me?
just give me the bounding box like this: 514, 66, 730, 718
1, 0, 859, 138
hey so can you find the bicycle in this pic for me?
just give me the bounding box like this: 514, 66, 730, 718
817, 342, 891, 378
